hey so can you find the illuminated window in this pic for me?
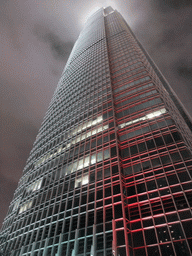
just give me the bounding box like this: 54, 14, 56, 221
19, 200, 33, 214
75, 174, 89, 188
119, 108, 166, 129
71, 115, 103, 136
26, 178, 43, 193
12, 199, 21, 212
35, 117, 106, 167
62, 148, 110, 176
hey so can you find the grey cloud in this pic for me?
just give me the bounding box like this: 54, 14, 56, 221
0, 174, 18, 227
0, 77, 39, 185
0, 110, 38, 180
33, 24, 74, 60
177, 63, 192, 80
153, 0, 192, 11
132, 1, 192, 117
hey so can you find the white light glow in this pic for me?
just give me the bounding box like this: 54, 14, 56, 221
35, 116, 104, 167
79, 1, 119, 26
85, 6, 101, 22
19, 200, 33, 214
119, 108, 167, 129
26, 178, 43, 193
13, 199, 21, 212
62, 148, 110, 176
75, 174, 89, 188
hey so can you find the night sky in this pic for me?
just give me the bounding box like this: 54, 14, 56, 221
1, 0, 192, 228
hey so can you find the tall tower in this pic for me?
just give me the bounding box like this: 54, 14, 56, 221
1, 6, 192, 256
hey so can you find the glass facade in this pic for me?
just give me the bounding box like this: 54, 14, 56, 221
1, 6, 192, 256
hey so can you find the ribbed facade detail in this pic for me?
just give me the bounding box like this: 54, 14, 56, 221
1, 6, 192, 256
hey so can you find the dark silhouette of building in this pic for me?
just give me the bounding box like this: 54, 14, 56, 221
1, 6, 192, 256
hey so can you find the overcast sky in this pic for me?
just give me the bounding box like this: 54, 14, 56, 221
1, 0, 192, 228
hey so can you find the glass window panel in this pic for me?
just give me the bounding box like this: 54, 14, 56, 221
116, 230, 125, 246
84, 156, 90, 167
171, 152, 181, 162
155, 216, 166, 225
104, 168, 110, 177
72, 161, 78, 172
136, 183, 146, 193
133, 163, 141, 173
146, 139, 155, 150
78, 159, 84, 170
142, 160, 151, 170
134, 248, 146, 256
167, 174, 179, 185
82, 175, 89, 186
138, 142, 146, 152
161, 155, 171, 165
174, 241, 190, 256
147, 180, 156, 191
169, 223, 184, 240
157, 177, 168, 188
97, 151, 103, 162
144, 228, 157, 245
147, 246, 160, 256
91, 154, 96, 164
182, 221, 192, 238
152, 158, 161, 167
160, 244, 174, 256
157, 226, 171, 242
130, 145, 138, 155
104, 149, 110, 159
132, 231, 144, 247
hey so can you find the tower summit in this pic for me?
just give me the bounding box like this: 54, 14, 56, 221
1, 6, 192, 256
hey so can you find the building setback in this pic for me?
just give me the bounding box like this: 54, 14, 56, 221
1, 6, 192, 256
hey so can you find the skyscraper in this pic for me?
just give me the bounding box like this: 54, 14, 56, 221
1, 5, 192, 255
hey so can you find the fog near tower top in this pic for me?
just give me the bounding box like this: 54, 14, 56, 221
0, 0, 192, 227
